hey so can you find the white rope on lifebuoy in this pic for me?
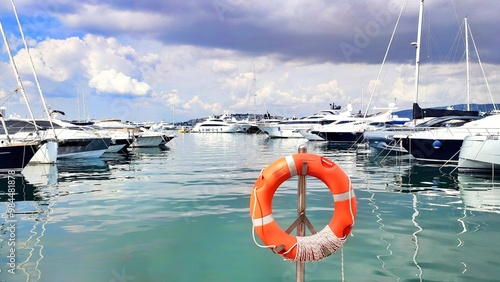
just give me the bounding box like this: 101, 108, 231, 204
294, 226, 346, 262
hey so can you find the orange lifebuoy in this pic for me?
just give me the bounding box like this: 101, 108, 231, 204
250, 153, 356, 262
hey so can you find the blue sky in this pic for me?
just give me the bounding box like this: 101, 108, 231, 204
1, 0, 499, 123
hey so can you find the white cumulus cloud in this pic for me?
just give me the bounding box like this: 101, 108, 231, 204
89, 69, 150, 96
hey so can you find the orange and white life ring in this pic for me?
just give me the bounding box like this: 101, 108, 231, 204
250, 153, 356, 262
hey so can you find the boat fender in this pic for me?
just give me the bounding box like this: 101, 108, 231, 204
433, 140, 442, 149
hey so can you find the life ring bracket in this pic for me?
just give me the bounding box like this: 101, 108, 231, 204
284, 213, 318, 235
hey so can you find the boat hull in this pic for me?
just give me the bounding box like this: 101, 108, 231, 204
192, 125, 240, 133
57, 138, 111, 159
259, 126, 305, 138
299, 129, 325, 141
0, 143, 39, 171
131, 135, 164, 147
458, 135, 500, 172
160, 134, 175, 145
401, 137, 463, 162
364, 129, 410, 154
311, 130, 363, 144
29, 140, 58, 164
368, 139, 408, 154
106, 138, 134, 153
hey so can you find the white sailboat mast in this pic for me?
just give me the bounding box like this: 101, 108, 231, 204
10, 0, 58, 138
252, 61, 257, 122
465, 17, 471, 111
0, 18, 38, 131
413, 0, 424, 105
77, 85, 81, 121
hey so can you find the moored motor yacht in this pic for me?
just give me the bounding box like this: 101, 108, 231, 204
306, 103, 408, 144
5, 116, 111, 159
458, 134, 500, 172
0, 112, 42, 170
364, 115, 481, 155
0, 141, 39, 172
94, 119, 175, 148
398, 113, 500, 162
192, 113, 241, 133
259, 103, 353, 138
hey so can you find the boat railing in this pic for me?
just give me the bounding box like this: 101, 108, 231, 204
414, 126, 500, 138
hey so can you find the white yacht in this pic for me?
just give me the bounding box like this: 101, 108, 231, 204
93, 119, 175, 148
398, 113, 500, 162
364, 115, 481, 154
258, 103, 353, 138
192, 114, 240, 133
131, 128, 171, 147
458, 134, 500, 172
0, 116, 57, 166
0, 113, 41, 171
6, 115, 111, 159
305, 103, 407, 144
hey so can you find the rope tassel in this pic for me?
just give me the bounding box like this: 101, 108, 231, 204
293, 226, 346, 262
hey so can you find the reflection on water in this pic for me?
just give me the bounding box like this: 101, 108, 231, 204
58, 158, 109, 173
0, 154, 133, 202
458, 173, 500, 213
129, 145, 171, 157
0, 164, 57, 203
383, 159, 500, 214
393, 163, 459, 193
0, 147, 175, 281
2, 135, 500, 281
100, 151, 134, 164
22, 164, 58, 187
0, 166, 55, 281
0, 174, 44, 202
411, 193, 423, 281
54, 158, 114, 193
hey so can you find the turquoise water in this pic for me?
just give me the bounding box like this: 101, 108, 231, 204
1, 133, 500, 281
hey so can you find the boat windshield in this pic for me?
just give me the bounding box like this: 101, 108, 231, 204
415, 116, 481, 128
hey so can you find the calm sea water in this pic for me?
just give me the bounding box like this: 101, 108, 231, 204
1, 133, 500, 282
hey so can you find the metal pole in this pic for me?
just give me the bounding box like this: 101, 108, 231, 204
297, 145, 307, 282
